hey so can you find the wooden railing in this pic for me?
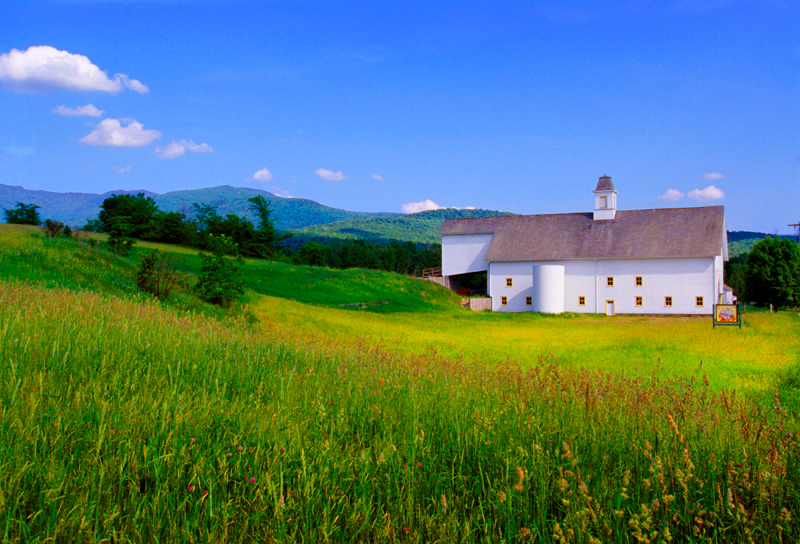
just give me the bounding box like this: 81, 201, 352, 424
422, 266, 442, 278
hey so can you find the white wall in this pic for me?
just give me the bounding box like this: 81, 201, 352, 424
489, 257, 716, 314
442, 234, 493, 276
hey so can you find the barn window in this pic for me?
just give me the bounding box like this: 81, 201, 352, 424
506, 278, 513, 287
635, 276, 643, 286
501, 296, 508, 306
665, 296, 673, 307
525, 296, 532, 306
696, 296, 704, 307
578, 296, 586, 306
600, 196, 608, 208
607, 276, 614, 287
635, 296, 643, 307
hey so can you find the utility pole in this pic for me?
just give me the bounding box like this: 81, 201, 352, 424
790, 222, 800, 245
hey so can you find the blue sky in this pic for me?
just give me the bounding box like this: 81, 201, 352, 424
0, 0, 797, 232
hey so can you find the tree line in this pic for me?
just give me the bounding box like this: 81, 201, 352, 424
3, 196, 442, 276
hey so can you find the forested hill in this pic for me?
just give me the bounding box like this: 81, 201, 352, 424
728, 231, 797, 257
285, 208, 517, 248
0, 184, 400, 230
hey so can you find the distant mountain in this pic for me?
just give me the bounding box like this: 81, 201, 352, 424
153, 186, 401, 230
286, 208, 517, 249
0, 184, 400, 230
0, 184, 157, 227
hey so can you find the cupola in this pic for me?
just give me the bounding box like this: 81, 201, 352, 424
593, 175, 617, 220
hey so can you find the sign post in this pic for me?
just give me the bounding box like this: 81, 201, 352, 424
713, 304, 741, 329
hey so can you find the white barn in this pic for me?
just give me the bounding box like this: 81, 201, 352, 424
440, 176, 731, 315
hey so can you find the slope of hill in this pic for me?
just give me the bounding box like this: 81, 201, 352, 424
0, 184, 400, 231
287, 208, 517, 248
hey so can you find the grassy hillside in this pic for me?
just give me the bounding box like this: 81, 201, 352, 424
1, 226, 799, 542
288, 208, 516, 247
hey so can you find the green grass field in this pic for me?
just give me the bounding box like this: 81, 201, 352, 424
1, 225, 799, 543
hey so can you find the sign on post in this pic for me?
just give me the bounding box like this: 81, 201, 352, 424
713, 304, 741, 329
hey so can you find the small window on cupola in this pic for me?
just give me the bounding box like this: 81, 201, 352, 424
600, 196, 608, 208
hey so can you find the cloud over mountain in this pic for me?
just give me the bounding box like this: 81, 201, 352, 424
402, 199, 443, 213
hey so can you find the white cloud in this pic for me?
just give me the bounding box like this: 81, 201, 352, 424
80, 118, 161, 147
315, 168, 347, 181
658, 189, 685, 201
688, 185, 725, 201
402, 199, 443, 214
270, 186, 292, 198
154, 139, 213, 159
250, 168, 273, 182
52, 104, 105, 117
0, 46, 149, 94
111, 166, 131, 174
705, 172, 724, 180
371, 173, 384, 181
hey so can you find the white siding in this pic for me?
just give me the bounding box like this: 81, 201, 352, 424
489, 257, 717, 314
442, 234, 493, 276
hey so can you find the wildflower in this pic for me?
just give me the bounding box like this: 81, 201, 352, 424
249, 477, 256, 483
499, 491, 507, 503
416, 462, 422, 467
203, 490, 209, 495
520, 527, 531, 537
514, 466, 525, 492
227, 452, 232, 457
280, 446, 286, 451
143, 473, 149, 478
237, 445, 244, 451
190, 437, 196, 443
188, 485, 195, 492
441, 495, 447, 514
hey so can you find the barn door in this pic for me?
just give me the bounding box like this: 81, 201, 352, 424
606, 300, 615, 316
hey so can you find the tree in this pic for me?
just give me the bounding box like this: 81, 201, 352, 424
744, 236, 800, 308
107, 216, 137, 255
297, 241, 330, 267
98, 193, 159, 239
194, 234, 245, 307
3, 202, 41, 225
248, 195, 292, 255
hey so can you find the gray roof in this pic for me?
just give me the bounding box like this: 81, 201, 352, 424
440, 206, 725, 261
595, 175, 616, 192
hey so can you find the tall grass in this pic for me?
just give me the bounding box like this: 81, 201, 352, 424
1, 281, 798, 542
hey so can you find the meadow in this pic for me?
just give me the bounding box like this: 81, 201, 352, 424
1, 225, 799, 542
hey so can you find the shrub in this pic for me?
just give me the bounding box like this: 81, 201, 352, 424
195, 234, 245, 307
136, 250, 181, 299
43, 219, 65, 238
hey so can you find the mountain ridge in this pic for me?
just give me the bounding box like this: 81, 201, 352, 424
0, 183, 401, 231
